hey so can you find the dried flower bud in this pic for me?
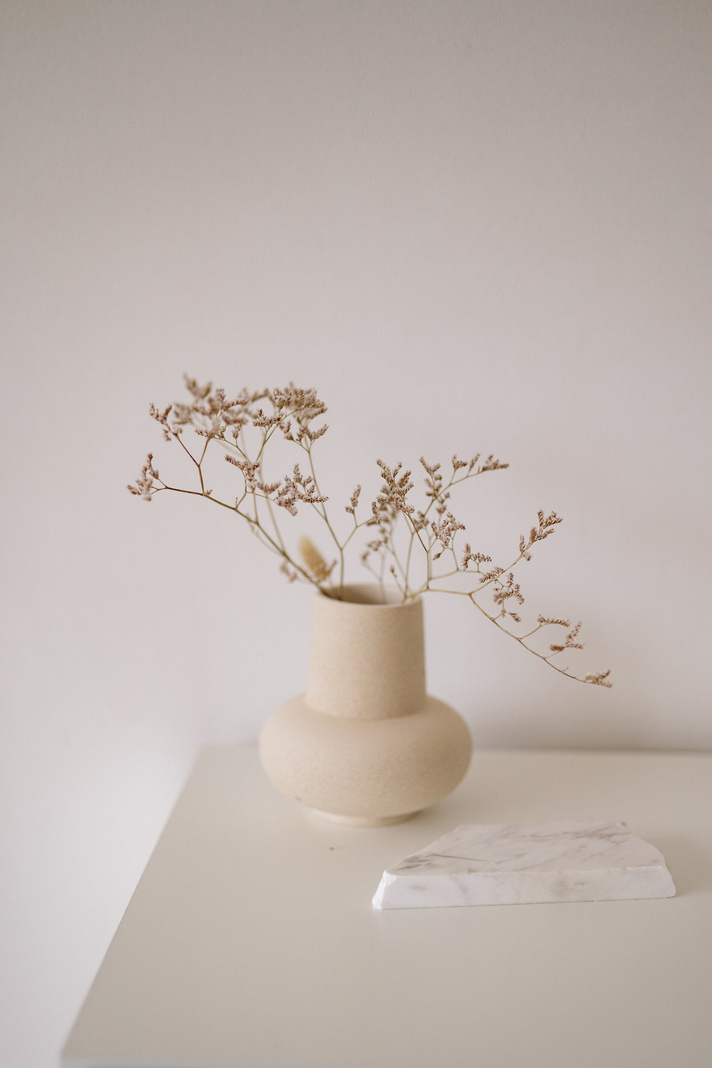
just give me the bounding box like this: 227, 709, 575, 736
298, 537, 333, 582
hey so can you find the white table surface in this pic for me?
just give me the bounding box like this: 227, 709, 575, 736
62, 745, 712, 1068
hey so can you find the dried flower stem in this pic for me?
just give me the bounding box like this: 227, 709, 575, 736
130, 377, 611, 686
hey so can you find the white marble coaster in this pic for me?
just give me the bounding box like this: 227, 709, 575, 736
372, 821, 676, 909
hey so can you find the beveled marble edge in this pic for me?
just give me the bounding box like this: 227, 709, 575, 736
372, 864, 676, 909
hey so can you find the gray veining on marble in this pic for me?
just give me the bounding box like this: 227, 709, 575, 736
372, 821, 676, 908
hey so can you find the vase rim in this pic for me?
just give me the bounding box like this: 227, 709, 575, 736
318, 583, 420, 607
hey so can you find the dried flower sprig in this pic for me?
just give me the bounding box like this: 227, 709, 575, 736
129, 377, 611, 686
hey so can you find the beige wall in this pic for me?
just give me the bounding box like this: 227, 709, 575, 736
2, 2, 711, 1063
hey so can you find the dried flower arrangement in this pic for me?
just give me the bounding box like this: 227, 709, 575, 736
129, 378, 611, 687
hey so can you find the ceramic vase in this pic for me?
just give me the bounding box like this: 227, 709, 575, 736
259, 584, 472, 825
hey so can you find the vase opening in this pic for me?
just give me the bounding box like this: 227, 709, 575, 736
326, 583, 407, 606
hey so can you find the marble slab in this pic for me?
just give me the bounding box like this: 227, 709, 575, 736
372, 821, 676, 908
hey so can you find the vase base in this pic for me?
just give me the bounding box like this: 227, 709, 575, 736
310, 808, 419, 827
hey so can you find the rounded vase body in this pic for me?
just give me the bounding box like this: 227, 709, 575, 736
259, 584, 472, 825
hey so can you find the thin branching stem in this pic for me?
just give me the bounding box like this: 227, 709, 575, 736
129, 379, 611, 687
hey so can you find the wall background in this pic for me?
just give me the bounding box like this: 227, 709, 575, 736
1, 1, 710, 1064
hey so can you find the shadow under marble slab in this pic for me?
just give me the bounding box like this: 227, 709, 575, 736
372, 820, 676, 909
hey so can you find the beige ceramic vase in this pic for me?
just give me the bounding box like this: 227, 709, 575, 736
259, 584, 472, 825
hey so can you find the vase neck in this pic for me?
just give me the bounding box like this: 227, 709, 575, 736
305, 591, 426, 719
